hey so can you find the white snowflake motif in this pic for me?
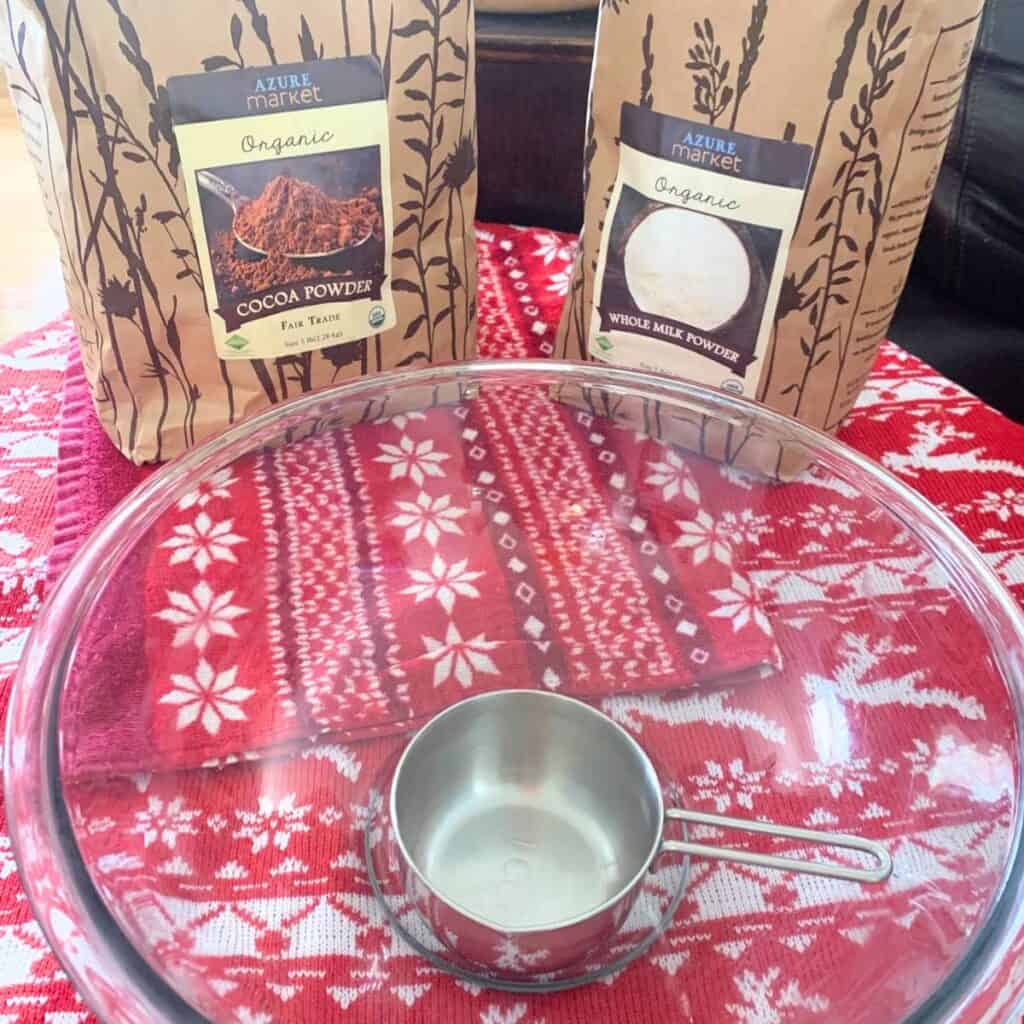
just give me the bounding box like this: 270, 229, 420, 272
160, 660, 254, 736
0, 468, 24, 505
403, 554, 484, 613
690, 759, 769, 814
0, 386, 50, 430
726, 967, 828, 1023
903, 735, 959, 777
546, 265, 572, 296
130, 795, 201, 850
160, 512, 246, 573
674, 510, 733, 566
177, 468, 237, 511
374, 435, 449, 486
0, 553, 46, 624
235, 1009, 272, 1024
777, 757, 873, 799
327, 950, 429, 1011
95, 852, 144, 875
391, 492, 468, 547
423, 623, 500, 688
319, 806, 346, 827
494, 937, 549, 972
376, 410, 427, 431
903, 738, 935, 776
798, 503, 861, 538
155, 581, 248, 649
645, 448, 700, 503
0, 835, 15, 880
233, 794, 312, 854
719, 509, 772, 548
480, 1001, 542, 1024
350, 793, 384, 849
532, 231, 575, 266
709, 574, 771, 634
967, 488, 1024, 523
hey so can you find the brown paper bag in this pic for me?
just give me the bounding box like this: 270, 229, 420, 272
556, 0, 983, 475
2, 0, 477, 462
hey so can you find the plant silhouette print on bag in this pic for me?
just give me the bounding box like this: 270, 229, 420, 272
640, 14, 655, 110
686, 2, 767, 131
7, 0, 205, 457
731, 0, 766, 130
554, 0, 982, 467
823, 8, 982, 428
442, 132, 477, 360
784, 0, 909, 417
563, 106, 599, 359
687, 19, 733, 126
437, 0, 475, 360
390, 0, 470, 365
761, 0, 869, 404
5, 0, 477, 461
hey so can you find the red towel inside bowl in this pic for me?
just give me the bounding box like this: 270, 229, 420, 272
59, 377, 782, 777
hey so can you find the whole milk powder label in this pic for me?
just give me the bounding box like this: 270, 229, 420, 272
169, 56, 396, 360
591, 103, 812, 396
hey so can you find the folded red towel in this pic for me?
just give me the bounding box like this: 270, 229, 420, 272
49, 343, 152, 587
62, 380, 782, 776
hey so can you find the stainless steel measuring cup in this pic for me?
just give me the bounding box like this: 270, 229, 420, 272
389, 690, 892, 974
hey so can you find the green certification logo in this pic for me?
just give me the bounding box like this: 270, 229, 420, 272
596, 335, 613, 352
369, 305, 386, 328
225, 334, 250, 352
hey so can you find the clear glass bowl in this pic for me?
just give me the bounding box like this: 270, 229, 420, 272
6, 360, 1024, 1023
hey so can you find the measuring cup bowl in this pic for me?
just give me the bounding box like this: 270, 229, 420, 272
389, 690, 892, 975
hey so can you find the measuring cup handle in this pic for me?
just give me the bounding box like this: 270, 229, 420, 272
663, 808, 892, 884
197, 170, 247, 213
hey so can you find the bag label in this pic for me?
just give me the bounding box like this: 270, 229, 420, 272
169, 57, 396, 360
591, 103, 812, 395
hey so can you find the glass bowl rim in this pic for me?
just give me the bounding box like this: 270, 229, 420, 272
6, 357, 1024, 1023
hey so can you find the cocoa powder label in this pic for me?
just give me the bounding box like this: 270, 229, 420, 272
589, 104, 812, 394
168, 57, 396, 359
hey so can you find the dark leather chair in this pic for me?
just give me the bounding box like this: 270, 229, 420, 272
889, 0, 1024, 421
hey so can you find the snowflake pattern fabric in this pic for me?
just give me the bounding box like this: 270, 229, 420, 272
1, 227, 1024, 1021
61, 374, 782, 777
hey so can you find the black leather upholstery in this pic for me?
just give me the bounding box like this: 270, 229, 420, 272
891, 0, 1024, 421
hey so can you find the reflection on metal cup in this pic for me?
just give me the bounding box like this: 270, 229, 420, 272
389, 690, 892, 975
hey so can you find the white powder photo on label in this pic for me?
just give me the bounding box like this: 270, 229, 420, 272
624, 207, 751, 332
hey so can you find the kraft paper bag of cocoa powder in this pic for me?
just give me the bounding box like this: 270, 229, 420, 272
3, 0, 477, 463
556, 0, 983, 478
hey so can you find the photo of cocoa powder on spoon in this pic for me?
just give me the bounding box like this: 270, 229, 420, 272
233, 175, 383, 258
197, 161, 385, 302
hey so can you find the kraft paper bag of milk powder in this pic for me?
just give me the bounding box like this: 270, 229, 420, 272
557, 0, 982, 477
